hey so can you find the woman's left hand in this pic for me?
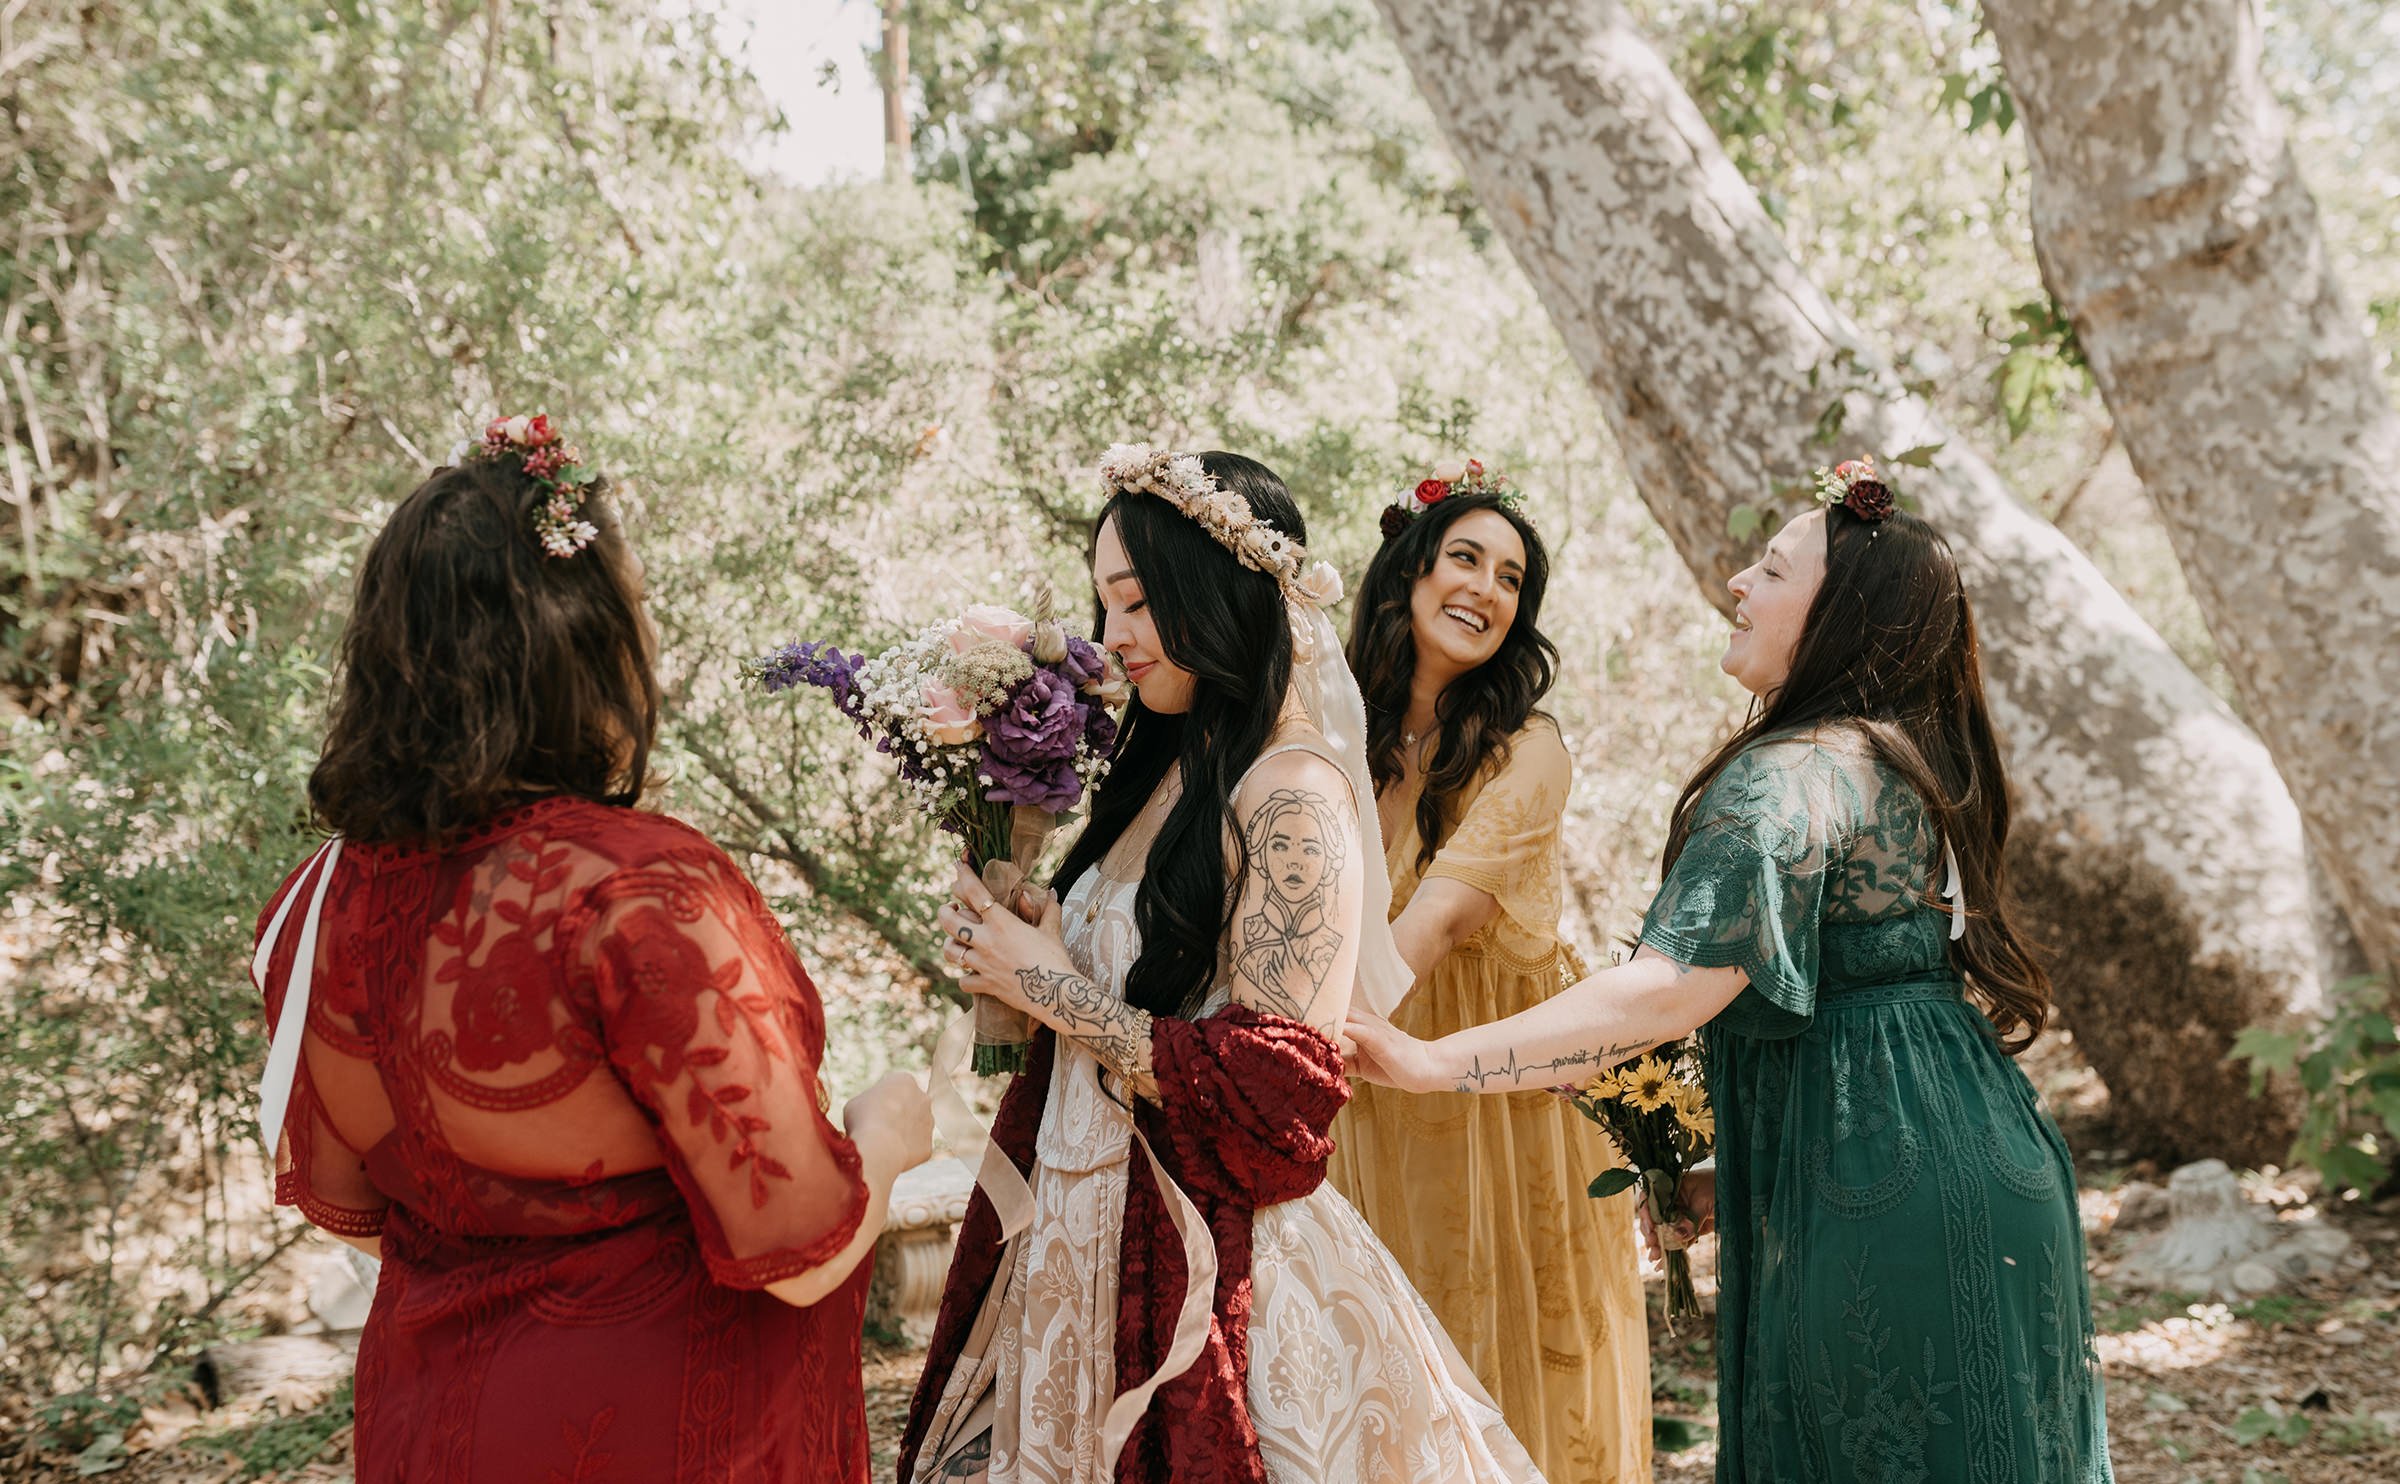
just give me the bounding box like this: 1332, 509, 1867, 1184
936, 863, 1078, 1020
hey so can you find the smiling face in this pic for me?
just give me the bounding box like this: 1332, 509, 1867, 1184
1092, 514, 1198, 715
1722, 508, 1828, 697
1406, 508, 1526, 688
1262, 803, 1331, 904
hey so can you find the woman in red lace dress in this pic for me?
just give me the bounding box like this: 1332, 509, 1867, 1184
254, 426, 932, 1483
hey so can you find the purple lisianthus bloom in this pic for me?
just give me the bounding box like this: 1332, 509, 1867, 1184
1058, 636, 1107, 691
980, 747, 1083, 811
985, 667, 1083, 767
1083, 704, 1118, 755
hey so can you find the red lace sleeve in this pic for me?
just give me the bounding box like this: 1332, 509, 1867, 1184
255, 859, 390, 1239
568, 846, 870, 1289
276, 1061, 390, 1238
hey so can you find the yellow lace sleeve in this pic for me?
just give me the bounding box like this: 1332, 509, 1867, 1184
1421, 719, 1571, 955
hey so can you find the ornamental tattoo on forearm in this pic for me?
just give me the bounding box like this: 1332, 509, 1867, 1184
1015, 966, 1154, 1083
1231, 787, 1348, 1023
1452, 1039, 1661, 1094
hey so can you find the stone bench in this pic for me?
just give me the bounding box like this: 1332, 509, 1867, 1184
869, 1155, 978, 1347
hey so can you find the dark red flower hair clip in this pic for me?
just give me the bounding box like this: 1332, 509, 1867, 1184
1812, 456, 1895, 523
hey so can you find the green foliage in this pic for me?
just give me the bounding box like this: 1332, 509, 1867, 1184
208, 1379, 356, 1478
1587, 1167, 1641, 1199
1991, 297, 2089, 439
2094, 1288, 2205, 1334
2234, 974, 2400, 1192
31, 1387, 142, 1457
1938, 62, 2017, 138
1672, 5, 1864, 216
0, 0, 987, 1406
2234, 1404, 2314, 1448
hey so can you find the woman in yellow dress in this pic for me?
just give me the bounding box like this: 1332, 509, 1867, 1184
1327, 464, 1651, 1483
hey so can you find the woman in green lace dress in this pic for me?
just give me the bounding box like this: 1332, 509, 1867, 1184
1345, 471, 2113, 1483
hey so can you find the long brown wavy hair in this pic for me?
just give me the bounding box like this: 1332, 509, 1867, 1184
1664, 505, 2053, 1051
1346, 494, 1557, 872
308, 456, 658, 844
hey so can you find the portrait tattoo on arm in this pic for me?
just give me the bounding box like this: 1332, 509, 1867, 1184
1015, 966, 1154, 1084
1231, 787, 1349, 1023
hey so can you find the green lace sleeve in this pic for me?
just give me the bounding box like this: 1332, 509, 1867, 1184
1637, 740, 1856, 1038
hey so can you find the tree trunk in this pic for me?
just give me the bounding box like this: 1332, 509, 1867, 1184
882, 2, 912, 180
1372, 0, 2335, 1161
1982, 0, 2400, 980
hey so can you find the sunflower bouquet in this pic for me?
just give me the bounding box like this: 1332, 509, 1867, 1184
1571, 1047, 1715, 1333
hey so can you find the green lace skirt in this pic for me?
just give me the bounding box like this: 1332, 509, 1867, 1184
1704, 980, 2113, 1483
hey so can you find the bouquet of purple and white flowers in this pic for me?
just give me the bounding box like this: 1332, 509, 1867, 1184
744, 589, 1124, 1074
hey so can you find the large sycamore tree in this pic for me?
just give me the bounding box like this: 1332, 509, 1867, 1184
1982, 0, 2400, 980
1372, 0, 2346, 1159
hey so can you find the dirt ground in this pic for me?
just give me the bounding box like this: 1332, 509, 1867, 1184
10, 1031, 2397, 1483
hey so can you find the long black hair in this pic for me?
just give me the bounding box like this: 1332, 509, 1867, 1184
1052, 452, 1301, 1019
1664, 505, 2052, 1050
1346, 494, 1557, 871
311, 458, 656, 843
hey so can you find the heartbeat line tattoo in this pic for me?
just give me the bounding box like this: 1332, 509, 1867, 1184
1451, 1039, 1660, 1094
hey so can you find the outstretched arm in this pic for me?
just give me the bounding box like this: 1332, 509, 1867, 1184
1388, 877, 1499, 983
1346, 945, 1748, 1094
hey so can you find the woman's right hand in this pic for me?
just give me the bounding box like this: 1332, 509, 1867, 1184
843, 1069, 935, 1174
1635, 1166, 1717, 1265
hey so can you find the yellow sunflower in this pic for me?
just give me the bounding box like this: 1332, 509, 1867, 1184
1621, 1056, 1677, 1112
1579, 1069, 1624, 1100
1670, 1081, 1716, 1141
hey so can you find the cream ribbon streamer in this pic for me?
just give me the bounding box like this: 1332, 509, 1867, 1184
254, 837, 344, 1155
926, 1007, 1219, 1476
1941, 838, 1967, 943
1099, 1120, 1219, 1477
928, 1008, 1038, 1243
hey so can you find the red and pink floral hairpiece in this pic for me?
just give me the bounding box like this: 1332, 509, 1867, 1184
1811, 456, 1896, 523
472, 412, 600, 559
1380, 458, 1528, 540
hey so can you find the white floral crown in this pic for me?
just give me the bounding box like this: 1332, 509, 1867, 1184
1097, 443, 1343, 608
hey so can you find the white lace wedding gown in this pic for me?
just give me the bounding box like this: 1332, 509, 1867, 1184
913, 854, 1548, 1484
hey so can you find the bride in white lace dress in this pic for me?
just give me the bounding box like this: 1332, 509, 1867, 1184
898, 449, 1546, 1484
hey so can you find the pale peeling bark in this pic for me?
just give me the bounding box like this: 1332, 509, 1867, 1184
1982, 0, 2400, 979
1374, 0, 2333, 1159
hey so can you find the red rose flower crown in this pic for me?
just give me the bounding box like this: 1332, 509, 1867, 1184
1379, 458, 1529, 541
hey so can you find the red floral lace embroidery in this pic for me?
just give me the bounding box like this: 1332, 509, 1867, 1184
256, 798, 872, 1482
